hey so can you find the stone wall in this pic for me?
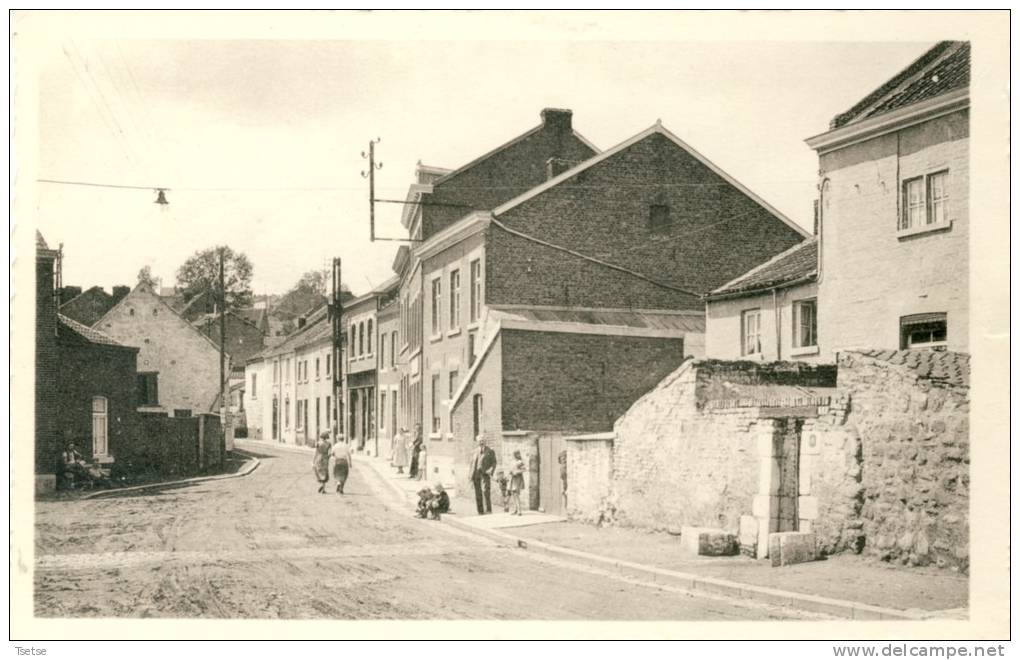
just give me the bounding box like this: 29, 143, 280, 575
825, 350, 970, 571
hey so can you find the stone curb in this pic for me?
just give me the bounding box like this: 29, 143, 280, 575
284, 442, 949, 622
81, 456, 260, 500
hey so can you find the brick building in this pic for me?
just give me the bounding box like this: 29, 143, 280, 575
704, 238, 821, 362
375, 283, 401, 462
95, 282, 226, 416
401, 113, 808, 496
35, 233, 140, 493
59, 284, 130, 326
805, 41, 969, 358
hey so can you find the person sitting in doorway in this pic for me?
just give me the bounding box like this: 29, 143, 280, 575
415, 488, 433, 519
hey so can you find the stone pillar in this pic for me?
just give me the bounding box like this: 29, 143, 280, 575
751, 419, 779, 559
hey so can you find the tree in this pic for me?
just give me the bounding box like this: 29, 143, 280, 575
273, 270, 351, 322
175, 246, 254, 312
137, 265, 158, 289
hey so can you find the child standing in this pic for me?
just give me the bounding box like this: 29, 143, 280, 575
508, 450, 526, 516
495, 470, 509, 512
416, 443, 429, 481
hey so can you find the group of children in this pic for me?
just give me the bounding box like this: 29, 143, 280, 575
495, 450, 527, 515
415, 483, 450, 520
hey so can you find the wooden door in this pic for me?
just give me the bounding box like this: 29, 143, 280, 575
538, 436, 566, 516
775, 429, 799, 532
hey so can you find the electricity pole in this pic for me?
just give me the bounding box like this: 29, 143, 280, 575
361, 139, 382, 242
330, 257, 344, 444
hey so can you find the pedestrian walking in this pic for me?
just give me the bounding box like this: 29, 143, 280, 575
312, 434, 331, 494
469, 435, 497, 515
408, 424, 423, 479
331, 436, 353, 495
508, 450, 526, 516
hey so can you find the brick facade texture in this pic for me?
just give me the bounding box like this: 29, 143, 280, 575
56, 330, 140, 466
817, 109, 969, 358
487, 131, 806, 311
500, 329, 685, 434
422, 112, 597, 239
449, 334, 504, 494
36, 252, 61, 477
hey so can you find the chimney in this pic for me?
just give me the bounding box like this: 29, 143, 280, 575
59, 285, 82, 305
112, 285, 130, 303
545, 157, 577, 180
540, 108, 572, 133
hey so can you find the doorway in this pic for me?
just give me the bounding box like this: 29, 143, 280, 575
538, 436, 567, 516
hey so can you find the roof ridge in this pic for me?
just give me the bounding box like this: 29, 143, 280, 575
831, 41, 964, 129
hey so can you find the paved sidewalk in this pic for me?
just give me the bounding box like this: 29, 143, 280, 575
272, 438, 967, 620
511, 522, 968, 614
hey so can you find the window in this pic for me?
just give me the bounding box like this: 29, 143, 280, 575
296, 400, 303, 430
741, 309, 762, 356
273, 361, 279, 383
901, 170, 950, 231
472, 394, 484, 440
649, 204, 671, 232
793, 299, 817, 349
431, 373, 441, 434
900, 313, 948, 350
390, 331, 397, 367
326, 352, 331, 375
285, 358, 291, 383
380, 333, 387, 369
315, 358, 320, 380
450, 269, 461, 330
92, 396, 108, 457
380, 391, 387, 430
469, 259, 482, 323
468, 331, 478, 367
448, 370, 458, 432
285, 397, 290, 428
316, 398, 321, 436
137, 372, 159, 406
431, 277, 442, 336
367, 319, 373, 354
358, 321, 365, 356
325, 396, 331, 429
350, 323, 357, 356
251, 373, 258, 399
927, 171, 949, 226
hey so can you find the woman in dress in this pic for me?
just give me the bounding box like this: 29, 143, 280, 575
312, 433, 331, 494
392, 427, 409, 474
508, 450, 526, 516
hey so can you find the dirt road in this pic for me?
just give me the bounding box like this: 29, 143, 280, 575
35, 445, 810, 620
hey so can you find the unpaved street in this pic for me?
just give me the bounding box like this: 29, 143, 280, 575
35, 445, 806, 620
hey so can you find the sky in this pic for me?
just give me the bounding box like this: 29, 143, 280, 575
31, 30, 935, 297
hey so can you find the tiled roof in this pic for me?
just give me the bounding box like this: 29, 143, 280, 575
58, 314, 127, 347
852, 349, 970, 388
254, 305, 331, 359
831, 41, 969, 129
709, 238, 817, 298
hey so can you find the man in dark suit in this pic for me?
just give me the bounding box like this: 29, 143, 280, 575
469, 435, 497, 515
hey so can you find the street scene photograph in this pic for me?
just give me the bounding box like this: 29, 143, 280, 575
9, 9, 1011, 642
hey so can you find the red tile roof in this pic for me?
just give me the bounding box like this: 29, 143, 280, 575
831, 41, 970, 129
708, 238, 817, 298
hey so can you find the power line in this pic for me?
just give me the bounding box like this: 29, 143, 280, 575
36, 178, 355, 192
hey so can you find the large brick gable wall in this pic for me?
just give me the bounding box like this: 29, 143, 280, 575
487, 131, 805, 311
422, 121, 597, 238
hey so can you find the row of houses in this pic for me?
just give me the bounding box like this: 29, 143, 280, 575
242, 42, 969, 565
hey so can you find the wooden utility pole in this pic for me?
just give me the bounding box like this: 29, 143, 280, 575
330, 257, 344, 443
361, 139, 382, 242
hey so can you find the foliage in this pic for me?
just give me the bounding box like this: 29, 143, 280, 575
175, 246, 253, 311
137, 265, 158, 288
